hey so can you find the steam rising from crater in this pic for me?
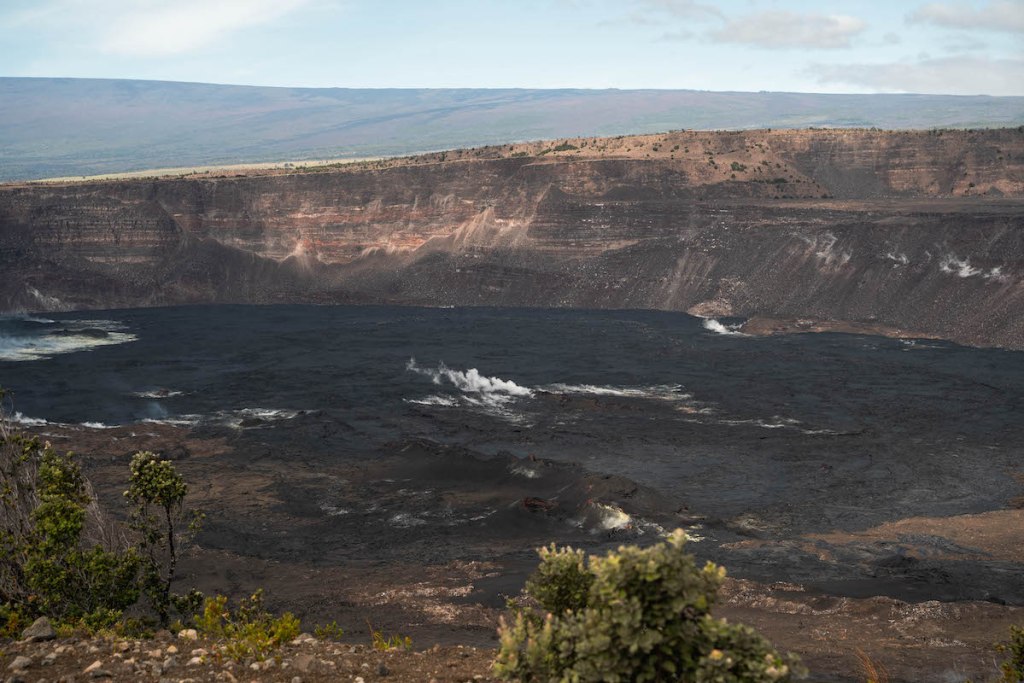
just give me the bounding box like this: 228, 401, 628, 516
702, 318, 747, 336
406, 359, 534, 397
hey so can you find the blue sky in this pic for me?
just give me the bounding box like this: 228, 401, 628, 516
1, 0, 1021, 94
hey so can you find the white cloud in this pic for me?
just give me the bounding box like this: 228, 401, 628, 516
941, 34, 989, 51
909, 1, 1024, 33
636, 0, 723, 20
806, 55, 1024, 95
709, 11, 867, 49
659, 29, 695, 41
99, 0, 311, 57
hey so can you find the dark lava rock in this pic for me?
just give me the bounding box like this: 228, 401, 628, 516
521, 497, 558, 513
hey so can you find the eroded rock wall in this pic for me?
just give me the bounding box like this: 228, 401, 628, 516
2, 128, 1023, 347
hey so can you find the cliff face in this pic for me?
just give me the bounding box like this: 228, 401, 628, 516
2, 128, 1023, 348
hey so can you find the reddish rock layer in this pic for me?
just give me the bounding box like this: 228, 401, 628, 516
2, 128, 1023, 348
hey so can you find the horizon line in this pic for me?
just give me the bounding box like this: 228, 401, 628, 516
1, 75, 1019, 99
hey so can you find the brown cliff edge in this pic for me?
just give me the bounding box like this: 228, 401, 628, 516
2, 128, 1023, 350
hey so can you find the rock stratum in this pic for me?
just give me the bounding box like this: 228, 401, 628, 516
2, 128, 1023, 349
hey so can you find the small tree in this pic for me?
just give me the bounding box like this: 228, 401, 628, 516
495, 530, 801, 682
125, 451, 202, 626
0, 394, 41, 605
1, 391, 139, 623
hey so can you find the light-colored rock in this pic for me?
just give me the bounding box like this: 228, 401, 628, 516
22, 616, 57, 642
8, 655, 32, 671
354, 677, 365, 683
190, 648, 209, 657
147, 648, 163, 658
187, 656, 204, 666
292, 654, 315, 672
166, 645, 179, 655
83, 660, 102, 673
178, 628, 199, 641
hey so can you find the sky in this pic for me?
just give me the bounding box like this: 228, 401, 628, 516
0, 0, 1021, 95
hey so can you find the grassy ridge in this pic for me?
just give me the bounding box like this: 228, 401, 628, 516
2, 77, 1023, 181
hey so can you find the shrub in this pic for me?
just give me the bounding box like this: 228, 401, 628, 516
0, 394, 366, 646
195, 590, 301, 661
366, 618, 412, 651
1000, 625, 1024, 682
125, 451, 204, 626
314, 620, 345, 640
494, 530, 800, 682
1, 402, 140, 622
0, 603, 28, 639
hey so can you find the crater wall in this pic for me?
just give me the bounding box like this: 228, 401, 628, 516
2, 128, 1023, 348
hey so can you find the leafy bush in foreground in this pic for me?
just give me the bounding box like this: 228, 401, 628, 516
1, 389, 209, 633
494, 530, 800, 682
1, 405, 140, 625
195, 590, 301, 661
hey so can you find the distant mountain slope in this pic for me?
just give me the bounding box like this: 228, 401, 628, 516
1, 77, 1023, 181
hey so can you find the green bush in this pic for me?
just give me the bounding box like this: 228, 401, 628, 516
195, 590, 301, 661
0, 394, 307, 644
367, 620, 413, 651
0, 603, 28, 639
313, 620, 345, 640
1000, 625, 1024, 682
1, 392, 205, 633
1, 420, 140, 622
494, 530, 800, 682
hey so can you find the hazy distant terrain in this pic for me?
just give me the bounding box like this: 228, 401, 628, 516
2, 77, 1023, 181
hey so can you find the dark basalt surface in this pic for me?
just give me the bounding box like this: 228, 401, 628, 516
3, 304, 1022, 681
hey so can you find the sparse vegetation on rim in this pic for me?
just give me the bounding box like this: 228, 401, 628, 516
0, 388, 316, 664
494, 531, 803, 682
